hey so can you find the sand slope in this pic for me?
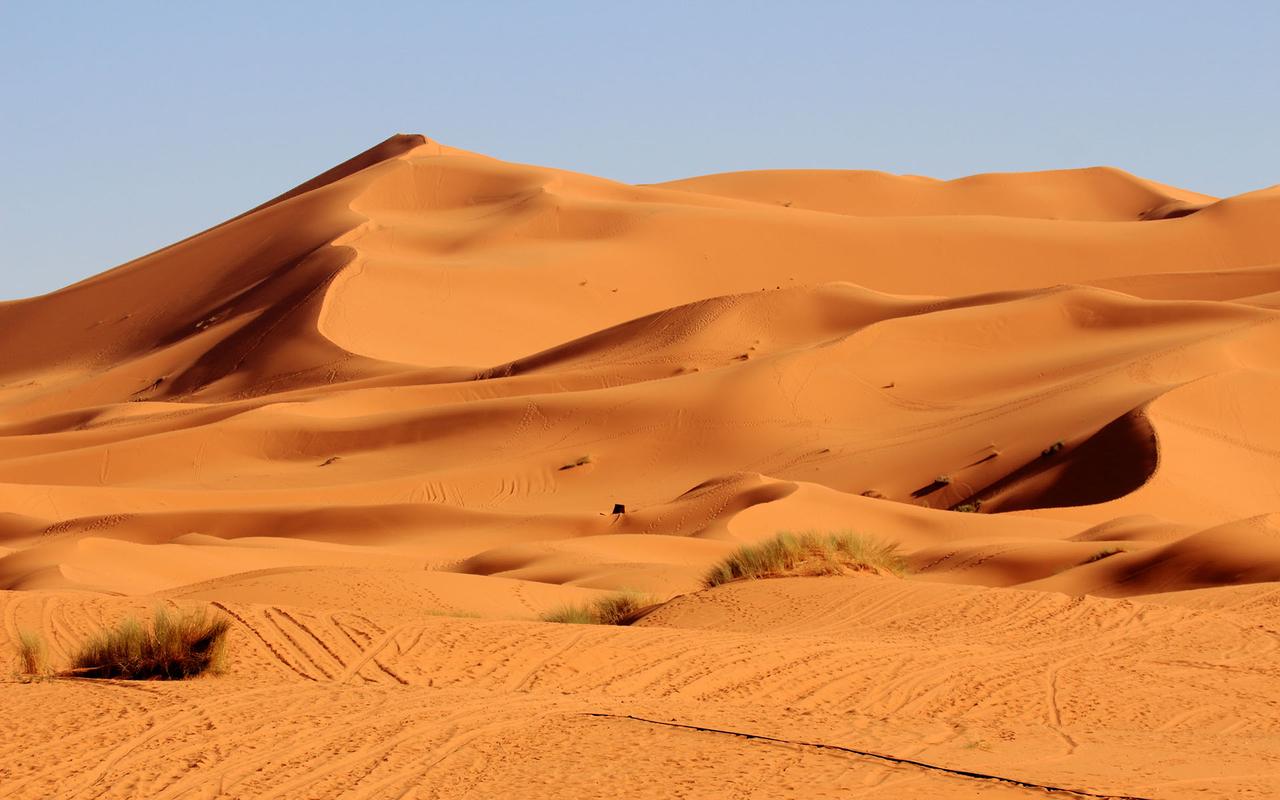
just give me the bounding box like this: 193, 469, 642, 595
1, 136, 1278, 797
3, 580, 1278, 797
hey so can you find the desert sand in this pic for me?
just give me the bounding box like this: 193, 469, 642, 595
2, 134, 1278, 798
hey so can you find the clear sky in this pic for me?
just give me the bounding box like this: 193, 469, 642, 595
2, 1, 1277, 300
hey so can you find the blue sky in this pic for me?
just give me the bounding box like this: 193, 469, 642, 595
2, 1, 1277, 300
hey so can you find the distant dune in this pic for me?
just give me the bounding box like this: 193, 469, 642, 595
2, 136, 1278, 798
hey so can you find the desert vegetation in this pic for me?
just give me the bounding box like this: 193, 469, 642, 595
1080, 546, 1125, 565
703, 531, 907, 588
541, 590, 653, 625
68, 607, 230, 680
423, 608, 481, 619
15, 629, 48, 678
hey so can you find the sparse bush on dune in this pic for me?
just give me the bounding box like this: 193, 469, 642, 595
69, 606, 230, 680
1080, 546, 1125, 565
15, 629, 48, 678
590, 591, 650, 625
422, 608, 481, 619
541, 604, 597, 625
703, 531, 907, 588
541, 591, 653, 625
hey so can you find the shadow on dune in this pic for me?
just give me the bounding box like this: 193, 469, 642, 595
960, 409, 1159, 513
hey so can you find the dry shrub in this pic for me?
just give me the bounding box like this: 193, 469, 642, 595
16, 629, 48, 677
540, 604, 596, 625
590, 592, 649, 625
703, 531, 906, 588
69, 607, 230, 680
541, 591, 653, 625
1080, 546, 1125, 565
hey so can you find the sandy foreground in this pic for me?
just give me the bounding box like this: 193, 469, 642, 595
1, 135, 1278, 798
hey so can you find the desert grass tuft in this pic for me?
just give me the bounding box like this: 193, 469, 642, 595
16, 629, 48, 677
541, 590, 653, 625
1080, 546, 1125, 565
69, 606, 230, 680
558, 455, 592, 471
703, 530, 907, 588
590, 591, 650, 625
540, 604, 597, 625
422, 608, 481, 619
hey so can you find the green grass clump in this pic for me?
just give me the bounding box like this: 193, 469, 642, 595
69, 607, 230, 680
703, 531, 907, 588
16, 629, 48, 678
541, 591, 652, 625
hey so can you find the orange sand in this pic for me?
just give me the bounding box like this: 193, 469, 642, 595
2, 135, 1278, 797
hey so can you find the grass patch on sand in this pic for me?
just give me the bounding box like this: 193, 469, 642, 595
541, 591, 653, 625
703, 531, 907, 588
1079, 546, 1125, 565
541, 605, 597, 625
15, 629, 48, 678
69, 607, 230, 680
422, 608, 482, 619
591, 592, 650, 625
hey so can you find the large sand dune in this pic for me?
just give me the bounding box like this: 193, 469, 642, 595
2, 135, 1278, 797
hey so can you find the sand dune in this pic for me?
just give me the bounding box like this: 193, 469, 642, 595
2, 135, 1278, 797
653, 166, 1215, 220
